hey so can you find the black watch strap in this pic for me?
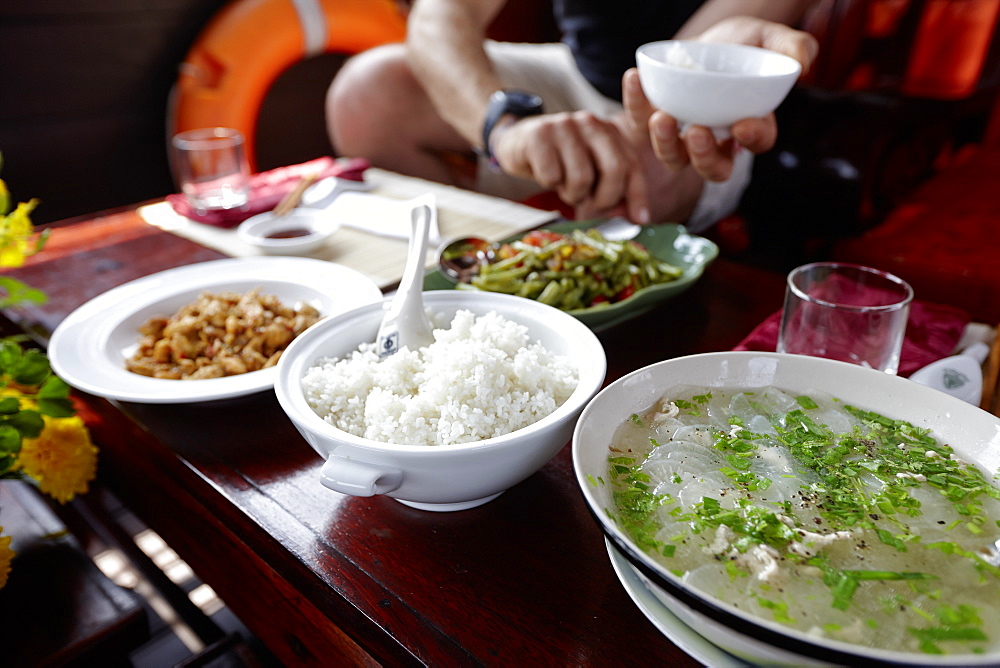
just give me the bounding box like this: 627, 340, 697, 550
481, 89, 544, 166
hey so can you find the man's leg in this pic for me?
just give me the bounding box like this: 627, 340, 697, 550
326, 44, 477, 188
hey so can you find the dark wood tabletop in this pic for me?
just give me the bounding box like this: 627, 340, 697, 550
2, 203, 787, 666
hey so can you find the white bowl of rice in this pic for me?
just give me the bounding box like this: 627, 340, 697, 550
275, 290, 606, 512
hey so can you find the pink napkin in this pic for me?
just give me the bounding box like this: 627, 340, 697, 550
734, 300, 971, 377
166, 156, 370, 228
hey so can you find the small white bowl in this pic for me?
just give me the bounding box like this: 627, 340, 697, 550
274, 291, 607, 512
636, 40, 801, 136
574, 351, 1000, 666
236, 209, 339, 255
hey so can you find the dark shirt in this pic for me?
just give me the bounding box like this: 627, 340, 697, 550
553, 0, 705, 101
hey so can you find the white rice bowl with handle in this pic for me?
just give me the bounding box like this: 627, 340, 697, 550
276, 291, 606, 512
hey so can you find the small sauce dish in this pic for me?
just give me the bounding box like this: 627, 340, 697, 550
237, 209, 339, 255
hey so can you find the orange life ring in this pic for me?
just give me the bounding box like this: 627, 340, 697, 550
169, 0, 407, 170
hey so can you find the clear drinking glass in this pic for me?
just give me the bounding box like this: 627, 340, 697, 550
777, 262, 913, 374
171, 127, 251, 212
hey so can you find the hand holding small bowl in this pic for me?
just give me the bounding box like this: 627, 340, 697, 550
635, 40, 802, 140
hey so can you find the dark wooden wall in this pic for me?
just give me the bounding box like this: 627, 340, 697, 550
0, 1, 233, 224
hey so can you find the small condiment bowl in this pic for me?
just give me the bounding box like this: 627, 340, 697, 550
636, 40, 801, 137
236, 209, 339, 256
437, 236, 498, 283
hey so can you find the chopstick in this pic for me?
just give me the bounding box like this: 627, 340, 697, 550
272, 173, 319, 217
979, 322, 1000, 415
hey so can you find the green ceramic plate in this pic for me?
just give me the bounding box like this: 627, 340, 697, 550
423, 219, 719, 330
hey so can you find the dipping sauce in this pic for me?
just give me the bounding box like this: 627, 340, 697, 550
265, 228, 313, 239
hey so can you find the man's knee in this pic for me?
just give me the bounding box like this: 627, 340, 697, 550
326, 44, 413, 142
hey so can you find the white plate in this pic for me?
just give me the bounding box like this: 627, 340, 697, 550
606, 538, 750, 668
577, 352, 1000, 666
49, 257, 383, 403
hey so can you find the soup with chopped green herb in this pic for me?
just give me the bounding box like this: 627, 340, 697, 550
607, 385, 1000, 655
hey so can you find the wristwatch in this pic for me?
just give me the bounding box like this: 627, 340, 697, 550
481, 89, 544, 169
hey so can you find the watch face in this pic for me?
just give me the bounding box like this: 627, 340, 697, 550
496, 90, 543, 115
484, 89, 544, 163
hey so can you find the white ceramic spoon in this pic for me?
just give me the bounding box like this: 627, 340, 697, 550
300, 174, 373, 208
375, 203, 435, 358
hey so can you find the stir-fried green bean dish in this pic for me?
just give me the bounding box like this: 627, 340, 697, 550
462, 229, 683, 311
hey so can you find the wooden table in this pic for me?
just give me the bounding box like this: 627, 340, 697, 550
1, 480, 149, 665
3, 203, 788, 666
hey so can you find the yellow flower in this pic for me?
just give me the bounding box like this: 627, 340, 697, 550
0, 530, 13, 589
15, 415, 98, 504
0, 198, 39, 268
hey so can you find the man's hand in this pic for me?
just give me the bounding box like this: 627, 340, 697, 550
699, 15, 819, 73
491, 110, 651, 222
624, 16, 819, 182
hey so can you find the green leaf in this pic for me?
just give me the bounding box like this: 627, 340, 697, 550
831, 573, 860, 610
876, 528, 908, 551
0, 396, 20, 414
795, 395, 819, 409
37, 397, 75, 418
0, 276, 47, 309
0, 423, 21, 451
756, 596, 795, 624
38, 374, 70, 399
0, 338, 22, 371
908, 625, 987, 654
6, 408, 44, 438
10, 349, 51, 386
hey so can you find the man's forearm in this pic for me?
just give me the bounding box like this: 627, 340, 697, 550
407, 0, 508, 148
676, 0, 818, 37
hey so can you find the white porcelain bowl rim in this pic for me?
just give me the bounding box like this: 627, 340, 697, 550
573, 351, 1000, 666
275, 290, 607, 453
636, 40, 802, 79
237, 209, 339, 250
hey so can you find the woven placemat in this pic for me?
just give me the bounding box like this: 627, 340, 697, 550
140, 168, 559, 290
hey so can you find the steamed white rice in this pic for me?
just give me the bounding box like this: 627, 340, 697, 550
301, 309, 579, 445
